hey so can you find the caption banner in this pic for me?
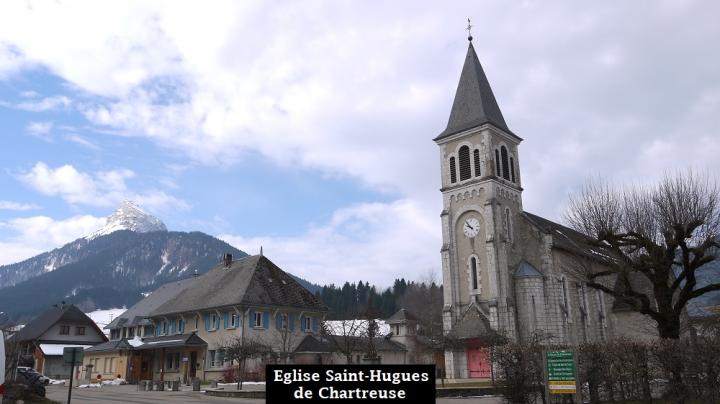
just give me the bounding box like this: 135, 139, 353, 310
266, 364, 435, 403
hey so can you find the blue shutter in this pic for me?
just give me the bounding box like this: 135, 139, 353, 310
155, 324, 159, 336
249, 310, 255, 327
204, 314, 210, 331
179, 319, 184, 334
224, 312, 229, 329
312, 317, 319, 332
215, 315, 220, 330
262, 311, 269, 329
276, 313, 282, 329
300, 315, 305, 330
289, 314, 295, 331
171, 320, 176, 334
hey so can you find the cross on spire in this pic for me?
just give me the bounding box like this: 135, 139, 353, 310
466, 18, 473, 42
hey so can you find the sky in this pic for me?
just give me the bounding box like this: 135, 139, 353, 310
0, 1, 719, 287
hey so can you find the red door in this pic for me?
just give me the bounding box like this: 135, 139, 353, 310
466, 349, 491, 378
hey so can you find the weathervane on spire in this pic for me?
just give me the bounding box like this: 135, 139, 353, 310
466, 18, 473, 42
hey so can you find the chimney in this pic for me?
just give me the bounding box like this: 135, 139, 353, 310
223, 253, 233, 268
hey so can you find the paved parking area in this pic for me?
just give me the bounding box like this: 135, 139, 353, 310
46, 384, 504, 404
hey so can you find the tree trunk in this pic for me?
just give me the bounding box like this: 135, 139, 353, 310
657, 315, 681, 339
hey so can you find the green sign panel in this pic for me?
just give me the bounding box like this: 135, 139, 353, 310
63, 347, 84, 365
546, 351, 575, 381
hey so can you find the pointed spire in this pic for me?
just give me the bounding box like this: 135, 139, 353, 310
435, 41, 512, 141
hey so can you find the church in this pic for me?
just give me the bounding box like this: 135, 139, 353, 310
435, 36, 653, 380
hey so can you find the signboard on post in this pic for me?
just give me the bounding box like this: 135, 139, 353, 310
63, 347, 84, 365
546, 350, 576, 394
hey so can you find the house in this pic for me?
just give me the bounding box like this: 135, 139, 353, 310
434, 36, 654, 380
11, 304, 106, 379
82, 253, 328, 383
293, 309, 435, 366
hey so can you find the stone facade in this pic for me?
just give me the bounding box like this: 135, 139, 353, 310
436, 41, 655, 380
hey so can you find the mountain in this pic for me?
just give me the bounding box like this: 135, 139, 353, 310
0, 201, 168, 287
0, 201, 322, 322
0, 230, 249, 321
87, 200, 167, 240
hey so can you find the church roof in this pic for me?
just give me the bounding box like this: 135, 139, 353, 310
514, 261, 543, 278
435, 41, 514, 141
522, 212, 617, 265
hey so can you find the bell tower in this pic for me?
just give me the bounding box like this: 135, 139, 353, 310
434, 36, 524, 347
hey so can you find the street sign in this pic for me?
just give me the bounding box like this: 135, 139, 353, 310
546, 350, 576, 394
63, 347, 84, 365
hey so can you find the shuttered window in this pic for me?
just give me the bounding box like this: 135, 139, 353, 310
501, 146, 510, 180
449, 157, 457, 183
459, 146, 471, 180
473, 149, 481, 177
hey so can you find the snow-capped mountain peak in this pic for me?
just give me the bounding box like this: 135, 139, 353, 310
87, 200, 167, 240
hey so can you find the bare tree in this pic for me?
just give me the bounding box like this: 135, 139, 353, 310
566, 171, 720, 338
398, 269, 443, 338
219, 335, 274, 390
321, 319, 368, 363
272, 319, 297, 365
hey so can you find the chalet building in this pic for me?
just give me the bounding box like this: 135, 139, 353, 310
83, 254, 328, 382
11, 304, 106, 379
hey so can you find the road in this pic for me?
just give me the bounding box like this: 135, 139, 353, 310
46, 384, 504, 404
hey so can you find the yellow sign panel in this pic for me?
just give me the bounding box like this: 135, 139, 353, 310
548, 380, 576, 394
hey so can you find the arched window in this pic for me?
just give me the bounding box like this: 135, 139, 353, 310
449, 157, 457, 184
473, 149, 481, 177
470, 257, 478, 290
495, 149, 501, 177
501, 146, 510, 180
505, 208, 512, 242
459, 146, 471, 181
510, 156, 516, 183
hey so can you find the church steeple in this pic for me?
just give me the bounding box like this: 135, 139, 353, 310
435, 42, 511, 141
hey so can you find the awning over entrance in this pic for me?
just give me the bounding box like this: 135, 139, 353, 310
133, 333, 207, 350
38, 343, 92, 356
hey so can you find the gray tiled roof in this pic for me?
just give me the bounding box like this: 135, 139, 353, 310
294, 335, 406, 354
134, 333, 207, 350
515, 261, 543, 278
447, 305, 494, 340
106, 277, 197, 330
11, 304, 107, 343
522, 212, 618, 265
435, 42, 514, 141
85, 339, 134, 353
386, 308, 419, 323
151, 255, 327, 316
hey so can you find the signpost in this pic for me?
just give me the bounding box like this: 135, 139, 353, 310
546, 350, 576, 393
63, 347, 84, 404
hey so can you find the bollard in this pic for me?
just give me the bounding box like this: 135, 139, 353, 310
172, 380, 180, 391
192, 378, 201, 391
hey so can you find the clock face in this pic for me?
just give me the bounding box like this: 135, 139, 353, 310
463, 218, 481, 238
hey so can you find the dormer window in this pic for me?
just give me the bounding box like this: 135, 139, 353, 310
254, 312, 263, 328
60, 325, 70, 335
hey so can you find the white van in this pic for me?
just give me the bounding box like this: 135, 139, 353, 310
0, 329, 5, 398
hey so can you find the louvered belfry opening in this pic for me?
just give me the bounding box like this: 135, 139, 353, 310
473, 149, 481, 177
500, 146, 509, 180
450, 157, 457, 183
459, 145, 471, 181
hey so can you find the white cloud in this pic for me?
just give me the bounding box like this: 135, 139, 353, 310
1, 95, 72, 112
0, 201, 38, 211
0, 214, 106, 265
17, 162, 188, 211
219, 199, 440, 287
26, 121, 53, 137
